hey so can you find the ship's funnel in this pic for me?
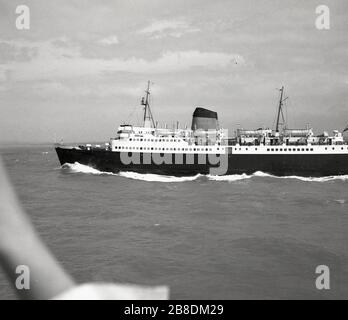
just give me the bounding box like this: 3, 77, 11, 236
191, 107, 218, 131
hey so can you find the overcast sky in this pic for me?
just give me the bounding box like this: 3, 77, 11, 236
0, 0, 347, 143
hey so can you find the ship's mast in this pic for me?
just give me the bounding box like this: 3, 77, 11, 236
275, 86, 288, 133
141, 81, 156, 128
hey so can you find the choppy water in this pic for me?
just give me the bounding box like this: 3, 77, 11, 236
0, 145, 348, 299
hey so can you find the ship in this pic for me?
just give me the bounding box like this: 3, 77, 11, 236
55, 81, 348, 177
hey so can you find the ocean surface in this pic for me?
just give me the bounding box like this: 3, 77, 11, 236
0, 144, 348, 300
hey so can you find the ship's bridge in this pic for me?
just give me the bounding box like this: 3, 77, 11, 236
117, 124, 133, 133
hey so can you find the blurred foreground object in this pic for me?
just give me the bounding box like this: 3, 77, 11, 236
0, 157, 169, 300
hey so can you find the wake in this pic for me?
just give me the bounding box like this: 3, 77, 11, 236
61, 162, 348, 183
61, 163, 201, 182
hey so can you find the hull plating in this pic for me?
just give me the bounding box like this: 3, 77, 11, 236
55, 147, 348, 177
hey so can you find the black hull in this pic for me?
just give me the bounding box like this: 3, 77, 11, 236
55, 147, 348, 177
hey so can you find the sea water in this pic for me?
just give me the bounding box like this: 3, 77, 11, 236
0, 144, 347, 299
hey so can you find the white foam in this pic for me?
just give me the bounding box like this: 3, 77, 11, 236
62, 162, 115, 175
208, 171, 348, 182
334, 199, 346, 204
207, 173, 252, 182
253, 171, 348, 182
119, 171, 201, 182
261, 172, 348, 182
62, 162, 201, 182
62, 163, 348, 183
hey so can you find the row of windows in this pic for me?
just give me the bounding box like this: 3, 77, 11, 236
234, 146, 348, 152
115, 146, 223, 152
266, 147, 347, 152
129, 138, 181, 143
324, 147, 347, 151
267, 148, 314, 152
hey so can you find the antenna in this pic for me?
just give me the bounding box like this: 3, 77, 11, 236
141, 80, 156, 128
275, 86, 288, 133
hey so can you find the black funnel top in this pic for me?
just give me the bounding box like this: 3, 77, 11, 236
192, 107, 218, 119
